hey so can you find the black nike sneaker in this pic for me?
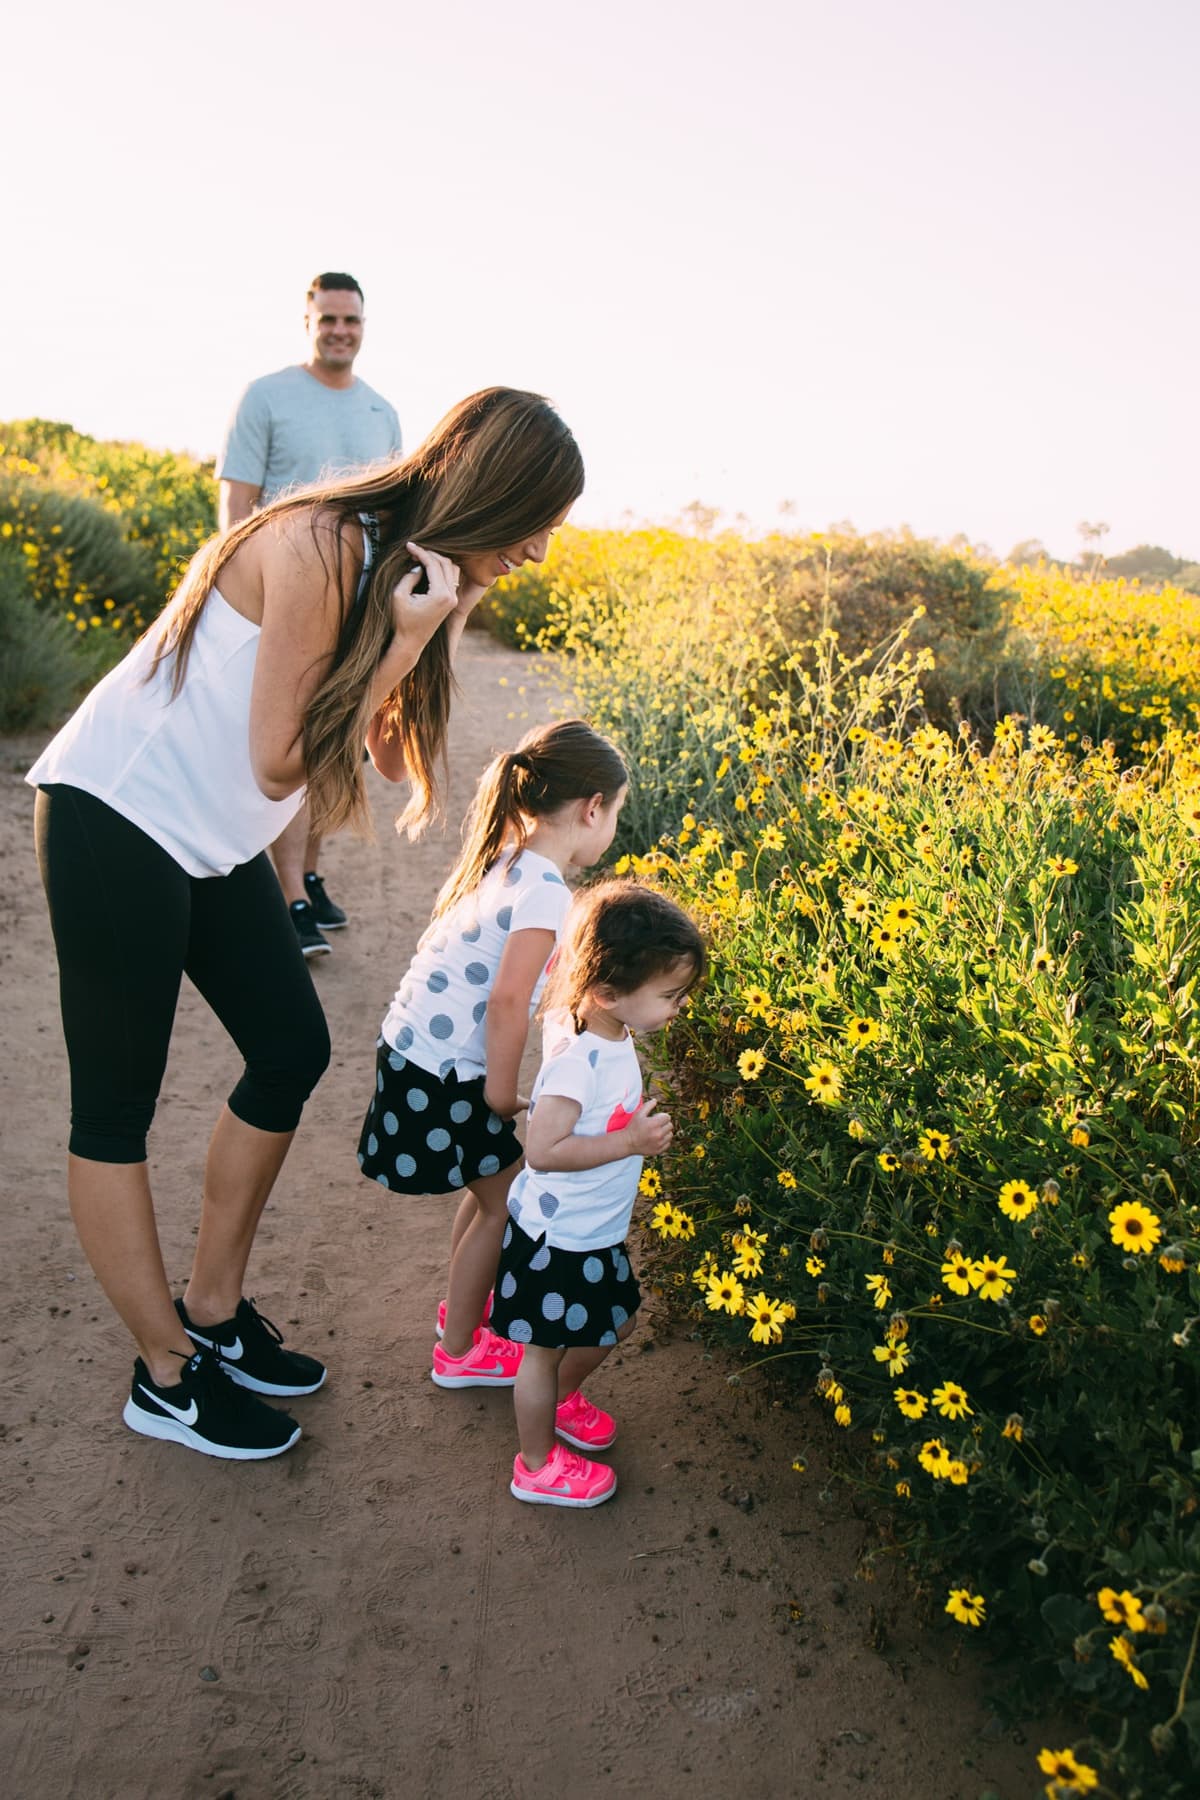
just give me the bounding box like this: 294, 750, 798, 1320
122, 1347, 301, 1460
176, 1296, 327, 1397
303, 871, 348, 930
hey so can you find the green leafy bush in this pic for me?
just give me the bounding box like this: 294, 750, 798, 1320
485, 525, 1017, 733
0, 419, 215, 600
0, 556, 106, 730
534, 560, 1200, 1795
0, 421, 217, 728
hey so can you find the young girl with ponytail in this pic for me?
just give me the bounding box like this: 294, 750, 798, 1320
356, 719, 628, 1390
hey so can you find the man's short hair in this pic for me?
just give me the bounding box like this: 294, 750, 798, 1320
306, 272, 364, 305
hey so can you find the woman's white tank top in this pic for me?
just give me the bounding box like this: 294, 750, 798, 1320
27, 520, 376, 878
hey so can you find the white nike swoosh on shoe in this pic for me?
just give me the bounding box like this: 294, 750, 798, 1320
190, 1332, 244, 1361
543, 1480, 573, 1493
477, 1362, 508, 1376
138, 1386, 199, 1425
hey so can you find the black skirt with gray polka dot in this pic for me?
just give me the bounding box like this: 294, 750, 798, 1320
357, 1038, 523, 1195
489, 1218, 643, 1350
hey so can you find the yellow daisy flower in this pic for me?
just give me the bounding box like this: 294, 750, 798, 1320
871, 1338, 910, 1376
944, 1587, 986, 1627
932, 1381, 972, 1421
1036, 1748, 1098, 1791
969, 1253, 1016, 1302
940, 1249, 973, 1296
1108, 1201, 1161, 1253
1109, 1634, 1149, 1689
918, 1438, 953, 1478
997, 1178, 1040, 1221
804, 1060, 843, 1103
705, 1270, 746, 1316
1097, 1588, 1146, 1632
746, 1291, 786, 1345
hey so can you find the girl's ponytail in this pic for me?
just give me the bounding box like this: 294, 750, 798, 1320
431, 720, 626, 919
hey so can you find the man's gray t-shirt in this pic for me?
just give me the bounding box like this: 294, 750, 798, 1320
216, 365, 403, 501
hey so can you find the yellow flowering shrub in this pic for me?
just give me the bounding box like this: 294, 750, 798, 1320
1005, 561, 1200, 760
537, 538, 1200, 1795
0, 420, 216, 726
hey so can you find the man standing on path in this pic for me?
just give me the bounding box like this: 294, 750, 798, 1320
216, 272, 403, 957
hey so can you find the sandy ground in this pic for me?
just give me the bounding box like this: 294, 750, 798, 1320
0, 633, 1039, 1800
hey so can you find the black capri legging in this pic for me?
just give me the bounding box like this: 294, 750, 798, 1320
34, 784, 331, 1163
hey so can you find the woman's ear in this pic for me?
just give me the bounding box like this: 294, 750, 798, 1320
581, 791, 606, 824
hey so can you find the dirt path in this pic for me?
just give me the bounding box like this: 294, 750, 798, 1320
0, 634, 1037, 1799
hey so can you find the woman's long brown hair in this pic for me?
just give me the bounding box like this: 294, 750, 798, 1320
432, 719, 628, 920
146, 388, 584, 837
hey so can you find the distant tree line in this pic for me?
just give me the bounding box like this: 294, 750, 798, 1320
1008, 535, 1200, 595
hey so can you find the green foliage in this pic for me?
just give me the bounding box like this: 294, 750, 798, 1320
0, 556, 104, 730
1, 418, 216, 599
485, 525, 1018, 733
553, 572, 1200, 1794
1004, 564, 1200, 763
0, 420, 217, 729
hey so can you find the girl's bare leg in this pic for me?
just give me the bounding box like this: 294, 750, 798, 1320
183, 1105, 294, 1327
448, 1191, 477, 1260
441, 1163, 521, 1356
67, 1155, 196, 1387
558, 1313, 636, 1400
513, 1344, 566, 1469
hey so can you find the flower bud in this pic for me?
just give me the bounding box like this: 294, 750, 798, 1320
1027, 1558, 1048, 1577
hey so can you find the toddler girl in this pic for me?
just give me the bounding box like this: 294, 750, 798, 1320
490, 880, 706, 1507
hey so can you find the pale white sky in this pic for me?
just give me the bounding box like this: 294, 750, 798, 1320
6, 0, 1197, 559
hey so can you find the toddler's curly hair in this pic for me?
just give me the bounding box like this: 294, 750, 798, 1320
549, 879, 706, 1027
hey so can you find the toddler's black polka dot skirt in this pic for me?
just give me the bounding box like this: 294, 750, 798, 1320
488, 1218, 642, 1350
357, 1039, 522, 1195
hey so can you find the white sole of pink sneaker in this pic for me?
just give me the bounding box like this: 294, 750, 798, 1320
555, 1419, 617, 1450
510, 1476, 617, 1507
430, 1369, 518, 1389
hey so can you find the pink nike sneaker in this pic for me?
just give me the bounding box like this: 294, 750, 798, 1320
510, 1441, 617, 1508
555, 1389, 617, 1450
435, 1289, 494, 1340
431, 1326, 522, 1389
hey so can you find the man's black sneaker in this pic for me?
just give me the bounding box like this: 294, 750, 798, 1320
122, 1347, 301, 1460
304, 871, 348, 930
176, 1296, 327, 1397
289, 899, 331, 958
